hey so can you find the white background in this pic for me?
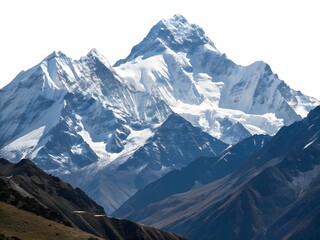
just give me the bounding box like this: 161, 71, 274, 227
1, 0, 319, 99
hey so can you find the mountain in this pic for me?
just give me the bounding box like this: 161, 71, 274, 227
65, 113, 227, 213
114, 14, 319, 144
0, 14, 319, 216
113, 106, 320, 240
113, 134, 270, 218
0, 158, 188, 240
117, 113, 227, 188
0, 35, 226, 212
0, 43, 227, 213
0, 49, 172, 173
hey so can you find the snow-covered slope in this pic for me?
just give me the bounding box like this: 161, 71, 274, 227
0, 49, 172, 172
0, 45, 226, 213
114, 14, 319, 144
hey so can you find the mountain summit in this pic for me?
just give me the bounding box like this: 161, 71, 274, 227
115, 14, 217, 65
114, 15, 319, 143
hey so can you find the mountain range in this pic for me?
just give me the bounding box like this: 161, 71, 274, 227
114, 134, 271, 218
114, 105, 320, 240
0, 14, 319, 217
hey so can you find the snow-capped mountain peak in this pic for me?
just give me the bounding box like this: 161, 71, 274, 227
114, 14, 320, 144
158, 14, 216, 49
163, 14, 188, 24
43, 50, 67, 60
0, 48, 172, 166
81, 48, 112, 69
115, 14, 217, 66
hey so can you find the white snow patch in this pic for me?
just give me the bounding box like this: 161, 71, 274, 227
1, 126, 46, 158
76, 116, 109, 162
304, 138, 318, 149
73, 211, 86, 214
75, 111, 155, 169
106, 127, 155, 167
217, 152, 231, 162
71, 144, 83, 155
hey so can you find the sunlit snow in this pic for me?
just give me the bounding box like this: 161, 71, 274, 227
1, 126, 46, 159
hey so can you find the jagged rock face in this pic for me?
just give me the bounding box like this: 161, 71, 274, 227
0, 49, 172, 173
65, 113, 227, 213
117, 113, 228, 188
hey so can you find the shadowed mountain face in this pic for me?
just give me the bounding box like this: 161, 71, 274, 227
65, 113, 228, 213
114, 134, 270, 218
117, 113, 228, 189
0, 158, 188, 240
114, 106, 320, 240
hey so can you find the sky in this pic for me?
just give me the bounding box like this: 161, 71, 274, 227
1, 0, 319, 99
